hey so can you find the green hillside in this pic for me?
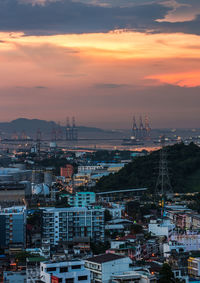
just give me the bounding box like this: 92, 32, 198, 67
94, 143, 200, 193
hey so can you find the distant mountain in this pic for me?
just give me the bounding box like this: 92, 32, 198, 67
0, 118, 105, 135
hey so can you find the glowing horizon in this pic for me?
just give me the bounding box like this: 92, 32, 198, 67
0, 0, 199, 128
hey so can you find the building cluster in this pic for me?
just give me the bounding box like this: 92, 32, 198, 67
1, 148, 200, 283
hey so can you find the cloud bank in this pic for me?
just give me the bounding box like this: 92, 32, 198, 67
0, 0, 199, 35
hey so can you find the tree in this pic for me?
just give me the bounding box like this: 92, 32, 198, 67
15, 251, 32, 264
91, 241, 110, 255
104, 209, 112, 222
159, 263, 174, 283
130, 224, 143, 234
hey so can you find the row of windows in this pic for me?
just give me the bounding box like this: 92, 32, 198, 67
44, 211, 103, 217
46, 265, 82, 273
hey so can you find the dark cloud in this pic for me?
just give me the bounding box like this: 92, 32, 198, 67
94, 83, 129, 89
0, 0, 199, 35
153, 16, 200, 35
35, 86, 48, 88
16, 86, 48, 89
0, 0, 171, 35
0, 0, 200, 36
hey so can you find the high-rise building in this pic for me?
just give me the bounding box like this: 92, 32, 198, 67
42, 207, 104, 245
0, 206, 26, 248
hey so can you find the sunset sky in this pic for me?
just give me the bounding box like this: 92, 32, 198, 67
0, 0, 200, 128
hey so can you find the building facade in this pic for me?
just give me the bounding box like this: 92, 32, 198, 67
40, 260, 90, 283
188, 257, 200, 279
85, 254, 133, 283
0, 206, 26, 248
42, 207, 104, 245
68, 192, 96, 207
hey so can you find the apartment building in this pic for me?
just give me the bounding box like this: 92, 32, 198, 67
85, 253, 132, 283
40, 260, 90, 283
0, 206, 26, 248
148, 219, 175, 238
188, 257, 200, 279
68, 192, 96, 207
42, 207, 104, 245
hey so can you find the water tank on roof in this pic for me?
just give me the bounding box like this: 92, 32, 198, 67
32, 184, 49, 196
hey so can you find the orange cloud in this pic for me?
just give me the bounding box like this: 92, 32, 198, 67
147, 71, 200, 87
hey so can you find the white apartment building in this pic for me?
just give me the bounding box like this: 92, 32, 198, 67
163, 241, 186, 258
85, 253, 133, 283
111, 270, 157, 283
78, 166, 104, 173
148, 219, 175, 238
40, 260, 90, 283
42, 207, 104, 245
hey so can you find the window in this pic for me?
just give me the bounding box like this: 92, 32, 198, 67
47, 267, 56, 272
71, 265, 81, 270
65, 279, 74, 283
78, 275, 88, 281
60, 266, 68, 273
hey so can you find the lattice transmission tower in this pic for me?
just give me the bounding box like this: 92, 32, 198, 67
155, 135, 172, 197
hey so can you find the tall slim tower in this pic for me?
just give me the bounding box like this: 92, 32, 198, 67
155, 136, 172, 196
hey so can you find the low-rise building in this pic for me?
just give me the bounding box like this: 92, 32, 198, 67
40, 260, 90, 283
148, 219, 175, 238
111, 269, 156, 283
188, 257, 200, 279
85, 253, 133, 283
163, 241, 186, 258
192, 215, 200, 230
170, 232, 200, 252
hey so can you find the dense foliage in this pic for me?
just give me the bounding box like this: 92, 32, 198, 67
86, 150, 132, 162
94, 143, 200, 193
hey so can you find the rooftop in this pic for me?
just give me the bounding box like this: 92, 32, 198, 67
86, 253, 126, 264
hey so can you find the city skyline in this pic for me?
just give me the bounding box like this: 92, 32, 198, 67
0, 0, 199, 128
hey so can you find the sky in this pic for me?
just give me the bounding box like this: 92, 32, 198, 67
0, 0, 200, 129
